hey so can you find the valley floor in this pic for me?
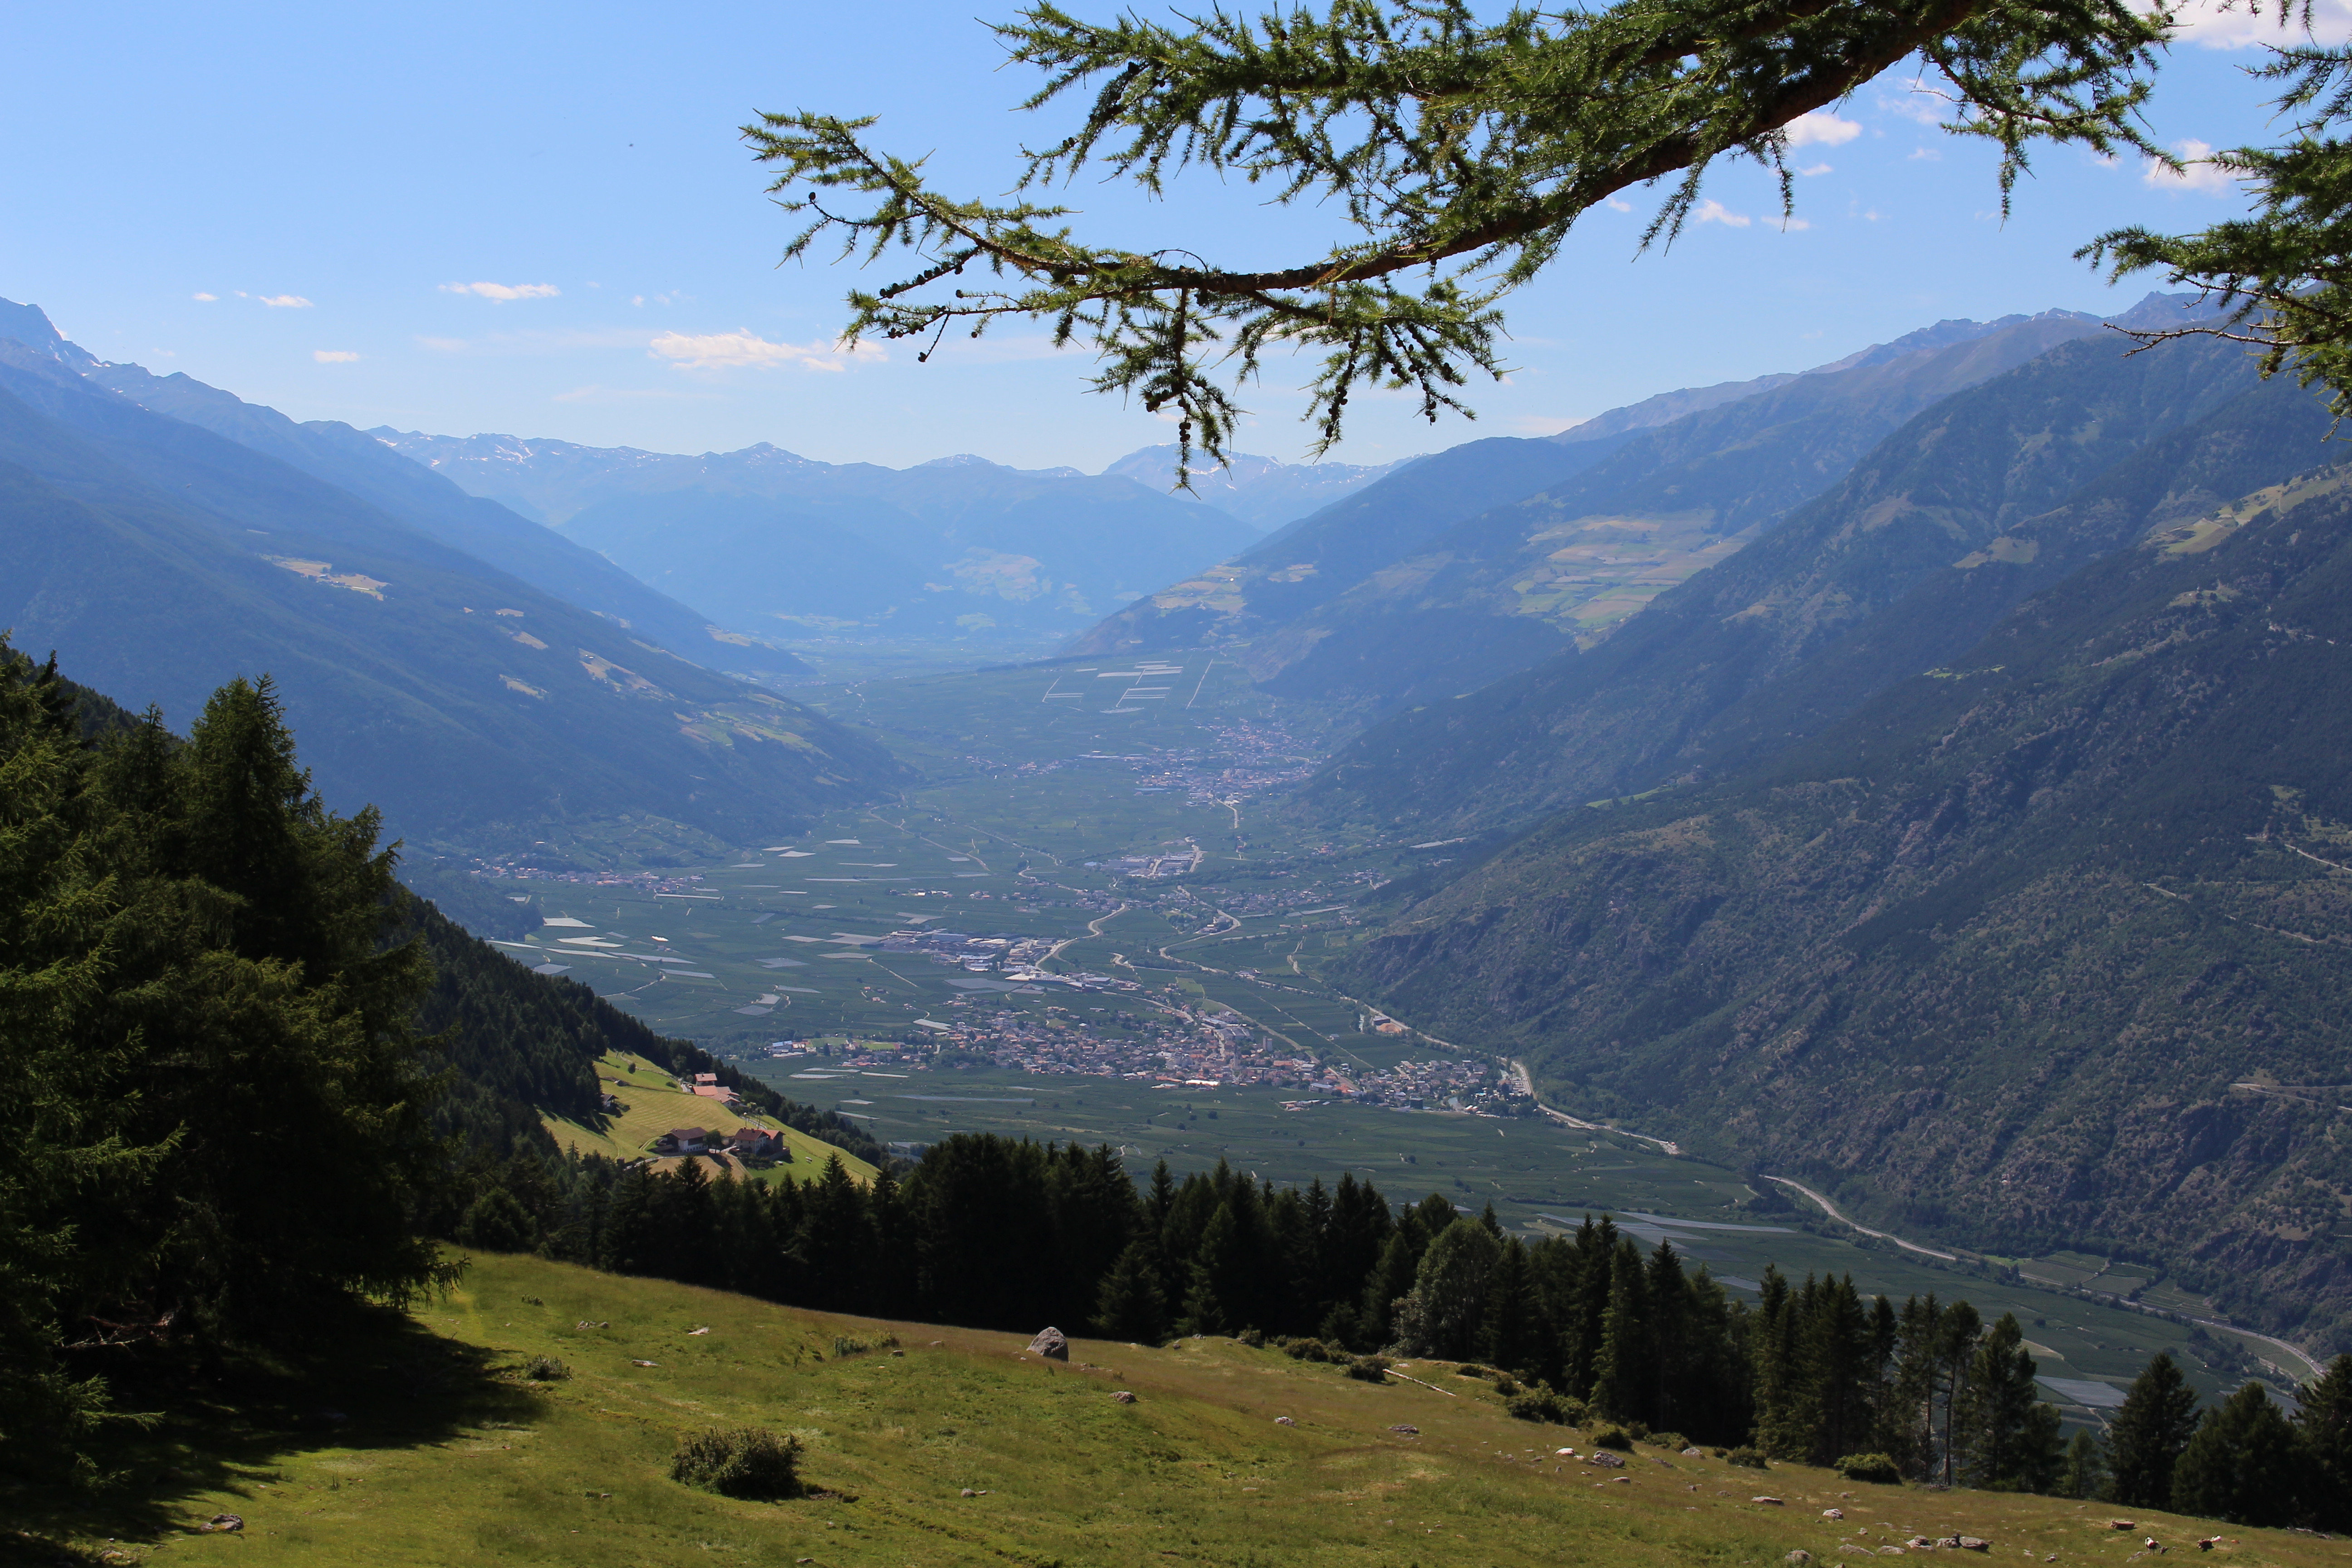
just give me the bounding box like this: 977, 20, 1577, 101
19, 1254, 2335, 1567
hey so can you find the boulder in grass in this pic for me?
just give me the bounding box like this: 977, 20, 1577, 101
1787, 1553, 1813, 1566
1955, 1539, 1990, 1553
1585, 1451, 1626, 1469
1275, 1416, 1295, 1426
1751, 1494, 1784, 1505
1028, 1327, 1069, 1361
203, 1515, 244, 1534
1112, 1390, 1137, 1404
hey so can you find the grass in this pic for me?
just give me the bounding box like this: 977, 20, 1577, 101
539, 1051, 877, 1185
18, 1252, 2335, 1567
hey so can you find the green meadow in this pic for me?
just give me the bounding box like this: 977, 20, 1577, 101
18, 1252, 2334, 1567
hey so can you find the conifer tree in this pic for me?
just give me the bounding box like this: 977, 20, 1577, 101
2171, 1382, 2305, 1527
1181, 1205, 1240, 1336
2106, 1352, 2201, 1509
2295, 1354, 2352, 1531
754, 0, 2175, 471
1933, 1302, 1985, 1486
1961, 1314, 2047, 1490
2058, 1428, 2107, 1501
1358, 1231, 1418, 1349
1591, 1241, 1655, 1424
1482, 1235, 1539, 1375
1095, 1239, 1169, 1344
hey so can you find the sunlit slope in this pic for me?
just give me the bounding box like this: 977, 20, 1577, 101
544, 1050, 878, 1184
1309, 328, 2290, 831
31, 1252, 2333, 1566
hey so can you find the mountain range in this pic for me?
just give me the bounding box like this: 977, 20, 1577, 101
0, 301, 892, 852
1335, 449, 2352, 1343
373, 430, 1404, 647
1073, 296, 2224, 713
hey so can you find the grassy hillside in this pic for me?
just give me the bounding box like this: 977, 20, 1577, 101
19, 1251, 2332, 1566
544, 1049, 878, 1184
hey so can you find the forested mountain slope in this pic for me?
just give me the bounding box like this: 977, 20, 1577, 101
1334, 467, 2352, 1348
0, 345, 892, 849
1310, 332, 2308, 828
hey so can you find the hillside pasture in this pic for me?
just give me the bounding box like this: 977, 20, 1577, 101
20, 1252, 2335, 1567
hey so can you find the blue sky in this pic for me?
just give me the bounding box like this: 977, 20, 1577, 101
3, 1, 2340, 472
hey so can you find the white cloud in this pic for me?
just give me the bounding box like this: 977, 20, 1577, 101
1877, 77, 1952, 126
1778, 216, 1812, 232
1797, 162, 1833, 177
191, 291, 218, 302
1605, 197, 1633, 212
1909, 146, 1943, 162
313, 350, 360, 363
2169, 0, 2352, 47
1786, 111, 1862, 147
246, 293, 312, 308
416, 336, 468, 353
1694, 199, 1752, 228
2143, 138, 2237, 194
441, 280, 561, 301
648, 328, 883, 372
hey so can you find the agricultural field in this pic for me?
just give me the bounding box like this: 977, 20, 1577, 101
20, 1251, 2336, 1568
449, 651, 2319, 1413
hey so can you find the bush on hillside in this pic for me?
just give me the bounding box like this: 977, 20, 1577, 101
670, 1428, 804, 1499
1506, 1386, 1582, 1425
1727, 1446, 1769, 1470
1593, 1426, 1634, 1451
524, 1356, 569, 1382
1344, 1355, 1391, 1383
833, 1336, 872, 1358
1283, 1338, 1336, 1363
1836, 1452, 1902, 1484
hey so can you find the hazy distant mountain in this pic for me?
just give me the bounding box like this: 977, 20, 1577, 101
0, 315, 892, 849
1336, 433, 2352, 1346
1097, 446, 1414, 531
1071, 302, 2183, 702
378, 431, 1262, 643
0, 301, 807, 680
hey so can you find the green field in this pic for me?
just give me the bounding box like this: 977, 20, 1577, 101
20, 1251, 2335, 1567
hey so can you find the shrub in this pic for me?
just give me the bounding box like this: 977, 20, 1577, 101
1624, 1420, 1650, 1441
1648, 1431, 1688, 1452
1284, 1338, 1335, 1363
670, 1428, 804, 1499
1494, 1376, 1523, 1396
524, 1355, 569, 1382
832, 1336, 872, 1358
1835, 1452, 1902, 1484
1594, 1426, 1635, 1451
1455, 1363, 1492, 1379
1237, 1328, 1266, 1349
1344, 1355, 1391, 1383
1505, 1387, 1572, 1425
1726, 1446, 1769, 1470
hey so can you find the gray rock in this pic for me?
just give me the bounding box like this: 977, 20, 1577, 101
1028, 1327, 1069, 1361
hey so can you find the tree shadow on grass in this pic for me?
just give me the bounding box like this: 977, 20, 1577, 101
4, 1299, 539, 1564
